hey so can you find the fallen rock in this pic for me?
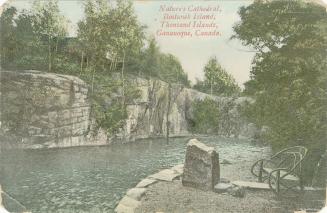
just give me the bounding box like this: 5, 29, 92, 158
126, 188, 146, 201
149, 169, 180, 182
228, 186, 245, 198
182, 139, 220, 191
214, 183, 233, 193
136, 178, 157, 188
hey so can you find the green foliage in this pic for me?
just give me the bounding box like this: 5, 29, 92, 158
77, 0, 145, 72
0, 0, 190, 135
79, 71, 141, 135
193, 56, 240, 96
159, 54, 190, 86
28, 0, 68, 72
140, 37, 161, 78
0, 0, 69, 72
189, 98, 220, 134
0, 1, 190, 86
234, 0, 327, 183
189, 97, 242, 136
93, 101, 127, 135
91, 82, 127, 135
0, 6, 17, 67
136, 38, 191, 86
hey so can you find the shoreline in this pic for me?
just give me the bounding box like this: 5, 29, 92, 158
0, 134, 253, 151
115, 148, 325, 213
115, 164, 184, 213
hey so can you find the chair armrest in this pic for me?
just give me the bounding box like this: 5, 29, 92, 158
251, 159, 264, 177
268, 168, 299, 181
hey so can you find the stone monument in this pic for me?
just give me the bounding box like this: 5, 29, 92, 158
182, 138, 220, 191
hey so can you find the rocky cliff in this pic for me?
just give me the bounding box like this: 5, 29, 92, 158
115, 77, 255, 141
0, 70, 106, 149
0, 70, 254, 149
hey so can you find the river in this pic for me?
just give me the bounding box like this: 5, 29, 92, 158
0, 136, 266, 213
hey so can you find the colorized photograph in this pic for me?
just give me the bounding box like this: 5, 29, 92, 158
0, 0, 326, 212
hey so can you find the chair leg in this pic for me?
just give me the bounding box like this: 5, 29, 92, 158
258, 161, 263, 182
276, 170, 280, 194
299, 175, 304, 191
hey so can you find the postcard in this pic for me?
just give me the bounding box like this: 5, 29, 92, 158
0, 0, 326, 212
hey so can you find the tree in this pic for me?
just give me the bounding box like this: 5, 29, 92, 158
0, 6, 54, 71
141, 37, 161, 78
234, 0, 327, 182
137, 37, 190, 86
110, 0, 145, 102
0, 7, 17, 68
77, 0, 144, 93
77, 0, 145, 73
189, 98, 220, 134
159, 54, 190, 86
77, 0, 145, 134
194, 56, 240, 96
31, 0, 69, 72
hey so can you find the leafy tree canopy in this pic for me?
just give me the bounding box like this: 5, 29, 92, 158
234, 0, 327, 182
193, 56, 241, 96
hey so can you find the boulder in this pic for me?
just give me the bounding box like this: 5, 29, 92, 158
228, 186, 245, 198
182, 139, 220, 191
214, 183, 233, 193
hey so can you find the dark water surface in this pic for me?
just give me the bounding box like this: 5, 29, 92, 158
0, 136, 265, 213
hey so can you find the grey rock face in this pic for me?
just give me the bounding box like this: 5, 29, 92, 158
1, 70, 255, 149
182, 139, 220, 191
121, 78, 255, 142
0, 70, 107, 149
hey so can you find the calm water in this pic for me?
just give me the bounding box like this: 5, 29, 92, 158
0, 136, 264, 213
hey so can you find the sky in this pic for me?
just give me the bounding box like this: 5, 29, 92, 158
5, 0, 258, 86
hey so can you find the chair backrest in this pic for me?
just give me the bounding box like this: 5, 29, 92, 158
271, 146, 308, 174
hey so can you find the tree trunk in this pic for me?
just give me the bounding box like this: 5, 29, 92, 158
210, 79, 213, 95
48, 36, 52, 72
121, 51, 126, 104
80, 52, 84, 76
166, 83, 172, 144
91, 68, 96, 94
114, 57, 117, 71
55, 37, 59, 53
2, 49, 5, 67
109, 58, 113, 71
